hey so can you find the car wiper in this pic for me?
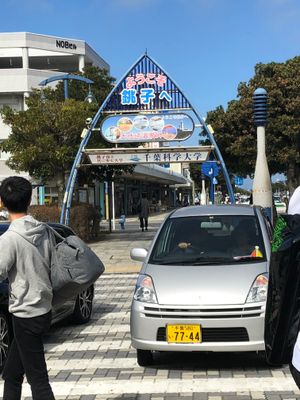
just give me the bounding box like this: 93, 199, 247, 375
158, 259, 196, 265
191, 256, 233, 265
154, 256, 235, 266
233, 256, 265, 262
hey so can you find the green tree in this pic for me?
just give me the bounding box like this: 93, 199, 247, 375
1, 98, 95, 204
204, 56, 300, 194
0, 67, 133, 205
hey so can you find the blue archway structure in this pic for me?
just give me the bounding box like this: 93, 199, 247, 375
60, 53, 235, 225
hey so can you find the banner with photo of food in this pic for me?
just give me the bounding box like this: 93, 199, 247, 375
100, 113, 194, 143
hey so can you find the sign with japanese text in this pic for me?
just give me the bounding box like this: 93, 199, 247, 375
120, 72, 172, 107
102, 55, 192, 113
101, 113, 194, 143
85, 147, 212, 165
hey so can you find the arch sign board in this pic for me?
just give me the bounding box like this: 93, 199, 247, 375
61, 53, 235, 225
85, 146, 212, 165
101, 113, 194, 143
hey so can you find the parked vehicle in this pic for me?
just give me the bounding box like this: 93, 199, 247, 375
0, 222, 95, 370
130, 205, 272, 366
273, 195, 287, 214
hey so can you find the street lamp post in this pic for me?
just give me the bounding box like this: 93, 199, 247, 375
252, 88, 273, 222
39, 73, 95, 101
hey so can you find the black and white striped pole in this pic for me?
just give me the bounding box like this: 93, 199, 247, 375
252, 88, 273, 222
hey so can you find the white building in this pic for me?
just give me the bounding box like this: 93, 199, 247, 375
0, 32, 109, 187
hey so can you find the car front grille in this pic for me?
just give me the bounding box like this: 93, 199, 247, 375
157, 327, 249, 342
143, 305, 263, 319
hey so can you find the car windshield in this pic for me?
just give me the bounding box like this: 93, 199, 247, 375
149, 214, 266, 265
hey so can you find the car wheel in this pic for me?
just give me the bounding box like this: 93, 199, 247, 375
0, 312, 11, 371
72, 286, 93, 324
137, 349, 153, 367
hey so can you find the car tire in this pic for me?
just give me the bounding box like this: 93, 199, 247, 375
137, 349, 153, 367
0, 312, 11, 372
72, 286, 93, 324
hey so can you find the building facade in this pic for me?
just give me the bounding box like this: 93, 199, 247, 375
0, 32, 109, 188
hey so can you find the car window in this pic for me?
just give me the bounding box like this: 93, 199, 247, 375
149, 215, 266, 265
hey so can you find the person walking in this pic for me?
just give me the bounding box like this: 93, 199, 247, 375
0, 176, 55, 400
139, 193, 150, 232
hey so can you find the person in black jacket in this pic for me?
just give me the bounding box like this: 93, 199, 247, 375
288, 186, 300, 388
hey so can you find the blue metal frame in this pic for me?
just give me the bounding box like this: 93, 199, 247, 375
60, 54, 235, 225
39, 74, 94, 99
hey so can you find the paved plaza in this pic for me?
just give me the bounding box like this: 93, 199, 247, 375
89, 213, 169, 273
1, 212, 300, 399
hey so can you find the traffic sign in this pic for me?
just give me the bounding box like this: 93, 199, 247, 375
234, 176, 244, 186
201, 161, 220, 178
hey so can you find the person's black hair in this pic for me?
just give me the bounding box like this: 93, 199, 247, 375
142, 193, 147, 198
0, 176, 32, 213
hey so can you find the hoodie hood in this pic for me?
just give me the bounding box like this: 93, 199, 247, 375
8, 215, 47, 246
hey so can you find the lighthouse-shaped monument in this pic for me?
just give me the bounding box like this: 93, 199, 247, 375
252, 88, 273, 222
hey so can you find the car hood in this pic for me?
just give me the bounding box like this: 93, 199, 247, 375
146, 262, 268, 305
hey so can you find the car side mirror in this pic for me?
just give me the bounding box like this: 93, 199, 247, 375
130, 248, 148, 262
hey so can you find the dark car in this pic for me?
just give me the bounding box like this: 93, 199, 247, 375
0, 222, 95, 370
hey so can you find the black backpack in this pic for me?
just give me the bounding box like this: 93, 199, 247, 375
47, 226, 105, 303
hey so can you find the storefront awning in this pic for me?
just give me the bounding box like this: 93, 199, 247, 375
124, 164, 188, 185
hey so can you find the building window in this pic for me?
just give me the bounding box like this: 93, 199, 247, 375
0, 57, 23, 69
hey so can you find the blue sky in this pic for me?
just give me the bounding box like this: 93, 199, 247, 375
2, 0, 300, 114
1, 0, 299, 188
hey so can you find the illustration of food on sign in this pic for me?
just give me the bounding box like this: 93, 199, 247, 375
133, 115, 149, 130
149, 116, 164, 131
117, 117, 133, 132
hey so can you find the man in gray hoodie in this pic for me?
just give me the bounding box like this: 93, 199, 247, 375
0, 176, 55, 400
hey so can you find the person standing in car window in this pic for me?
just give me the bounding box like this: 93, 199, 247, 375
0, 177, 55, 400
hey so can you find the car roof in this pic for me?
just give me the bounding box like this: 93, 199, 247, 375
170, 205, 256, 218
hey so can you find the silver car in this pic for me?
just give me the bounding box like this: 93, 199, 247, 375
130, 205, 272, 366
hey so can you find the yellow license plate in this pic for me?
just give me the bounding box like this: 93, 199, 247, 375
166, 324, 201, 343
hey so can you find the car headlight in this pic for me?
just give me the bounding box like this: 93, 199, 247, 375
246, 273, 268, 303
133, 274, 158, 304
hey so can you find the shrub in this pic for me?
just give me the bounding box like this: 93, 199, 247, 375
29, 203, 101, 241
